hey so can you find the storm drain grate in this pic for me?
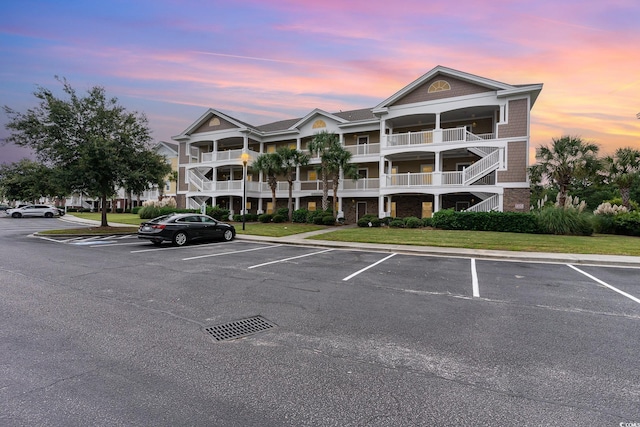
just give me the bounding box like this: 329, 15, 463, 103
204, 316, 276, 342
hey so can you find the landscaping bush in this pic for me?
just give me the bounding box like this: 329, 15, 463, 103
432, 209, 541, 234
132, 207, 141, 215
115, 208, 124, 213
389, 218, 405, 228
404, 216, 422, 229
275, 207, 289, 218
272, 214, 286, 223
138, 205, 161, 219
321, 215, 335, 225
612, 211, 640, 236
313, 214, 325, 225
357, 214, 381, 227
535, 206, 593, 236
422, 217, 433, 227
206, 206, 230, 221
307, 209, 332, 224
259, 213, 273, 223
232, 214, 243, 222
292, 208, 309, 223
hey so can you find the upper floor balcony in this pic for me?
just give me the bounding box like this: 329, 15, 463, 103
385, 128, 495, 150
190, 148, 259, 166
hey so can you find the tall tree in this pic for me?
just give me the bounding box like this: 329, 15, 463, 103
277, 147, 309, 221
251, 152, 282, 214
603, 147, 640, 209
3, 77, 167, 226
529, 136, 600, 207
0, 159, 61, 203
308, 130, 339, 211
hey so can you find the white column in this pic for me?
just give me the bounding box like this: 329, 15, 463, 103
435, 152, 441, 172
243, 135, 249, 151
295, 196, 300, 211
434, 195, 441, 213
378, 195, 385, 218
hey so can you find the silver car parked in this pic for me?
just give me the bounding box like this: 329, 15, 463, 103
7, 204, 61, 218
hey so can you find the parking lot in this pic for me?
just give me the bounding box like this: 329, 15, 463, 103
1, 217, 639, 426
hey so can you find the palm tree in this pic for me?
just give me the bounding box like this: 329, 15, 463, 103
529, 136, 600, 207
308, 130, 339, 211
251, 152, 282, 214
604, 147, 640, 209
277, 146, 309, 221
326, 144, 360, 217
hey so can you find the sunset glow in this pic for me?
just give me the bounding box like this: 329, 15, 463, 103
1, 0, 639, 163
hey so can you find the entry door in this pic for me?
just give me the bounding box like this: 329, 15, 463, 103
356, 202, 367, 220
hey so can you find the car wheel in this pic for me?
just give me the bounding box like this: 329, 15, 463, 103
152, 240, 163, 246
172, 231, 188, 246
223, 229, 234, 241
12, 212, 21, 218
44, 212, 53, 218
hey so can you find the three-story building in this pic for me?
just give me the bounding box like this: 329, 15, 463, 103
173, 66, 542, 223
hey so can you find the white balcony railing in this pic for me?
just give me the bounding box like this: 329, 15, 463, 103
342, 178, 380, 190
344, 143, 380, 156
199, 149, 258, 164
386, 128, 496, 148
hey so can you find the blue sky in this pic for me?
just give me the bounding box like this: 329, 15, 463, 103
1, 0, 639, 164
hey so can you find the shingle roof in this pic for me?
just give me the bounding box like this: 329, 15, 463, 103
254, 107, 375, 134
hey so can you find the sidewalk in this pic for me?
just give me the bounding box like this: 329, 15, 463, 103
59, 215, 640, 267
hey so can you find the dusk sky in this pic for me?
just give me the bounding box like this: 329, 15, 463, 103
1, 0, 639, 165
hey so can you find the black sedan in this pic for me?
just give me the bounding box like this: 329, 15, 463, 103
138, 213, 236, 246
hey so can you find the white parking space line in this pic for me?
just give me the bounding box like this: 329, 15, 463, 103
471, 258, 480, 298
248, 248, 334, 269
568, 264, 640, 305
342, 253, 396, 281
183, 244, 283, 261
130, 241, 231, 253
90, 242, 146, 248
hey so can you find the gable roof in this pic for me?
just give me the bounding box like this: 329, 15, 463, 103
374, 65, 542, 111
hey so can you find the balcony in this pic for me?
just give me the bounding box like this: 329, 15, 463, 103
385, 128, 495, 148
197, 149, 259, 164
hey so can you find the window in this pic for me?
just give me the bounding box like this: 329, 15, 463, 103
266, 202, 274, 214
288, 142, 296, 149
266, 144, 276, 153
357, 136, 368, 145
308, 201, 317, 211
308, 170, 317, 181
165, 181, 171, 191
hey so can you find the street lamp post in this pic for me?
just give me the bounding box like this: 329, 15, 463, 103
241, 152, 249, 231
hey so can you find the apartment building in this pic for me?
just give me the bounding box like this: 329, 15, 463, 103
173, 66, 542, 223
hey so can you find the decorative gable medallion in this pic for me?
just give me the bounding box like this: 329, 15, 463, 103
312, 119, 326, 129
428, 80, 451, 93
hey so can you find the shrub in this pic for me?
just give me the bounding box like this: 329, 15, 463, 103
232, 214, 242, 222
322, 215, 335, 225
292, 208, 309, 223
206, 206, 230, 221
422, 217, 433, 227
272, 214, 286, 223
259, 213, 272, 223
275, 207, 289, 218
138, 205, 161, 219
115, 208, 124, 213
612, 211, 640, 236
307, 209, 332, 224
132, 207, 141, 215
432, 209, 541, 234
389, 218, 405, 228
535, 206, 593, 236
357, 214, 381, 227
404, 216, 422, 229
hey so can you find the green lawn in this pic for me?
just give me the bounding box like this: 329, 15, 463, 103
45, 213, 640, 256
308, 227, 640, 256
